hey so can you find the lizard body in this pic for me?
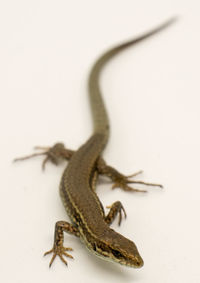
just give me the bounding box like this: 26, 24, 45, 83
15, 18, 176, 268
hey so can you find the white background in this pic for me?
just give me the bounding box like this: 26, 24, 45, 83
0, 1, 200, 282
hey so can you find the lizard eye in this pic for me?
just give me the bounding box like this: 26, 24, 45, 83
111, 249, 123, 259
92, 243, 97, 251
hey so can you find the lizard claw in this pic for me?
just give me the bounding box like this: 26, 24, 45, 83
112, 181, 148, 193
44, 246, 73, 267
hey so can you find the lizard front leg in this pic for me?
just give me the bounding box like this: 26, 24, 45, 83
44, 221, 80, 267
105, 201, 127, 226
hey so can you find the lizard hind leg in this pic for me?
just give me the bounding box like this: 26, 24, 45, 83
14, 143, 74, 170
97, 158, 163, 193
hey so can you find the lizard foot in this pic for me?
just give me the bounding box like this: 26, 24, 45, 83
106, 201, 127, 226
44, 245, 73, 267
111, 170, 163, 193
14, 143, 72, 170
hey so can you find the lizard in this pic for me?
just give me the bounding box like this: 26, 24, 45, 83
14, 18, 176, 268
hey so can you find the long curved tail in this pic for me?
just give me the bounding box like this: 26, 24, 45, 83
88, 17, 177, 146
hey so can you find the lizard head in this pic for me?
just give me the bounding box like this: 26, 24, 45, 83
91, 230, 144, 268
